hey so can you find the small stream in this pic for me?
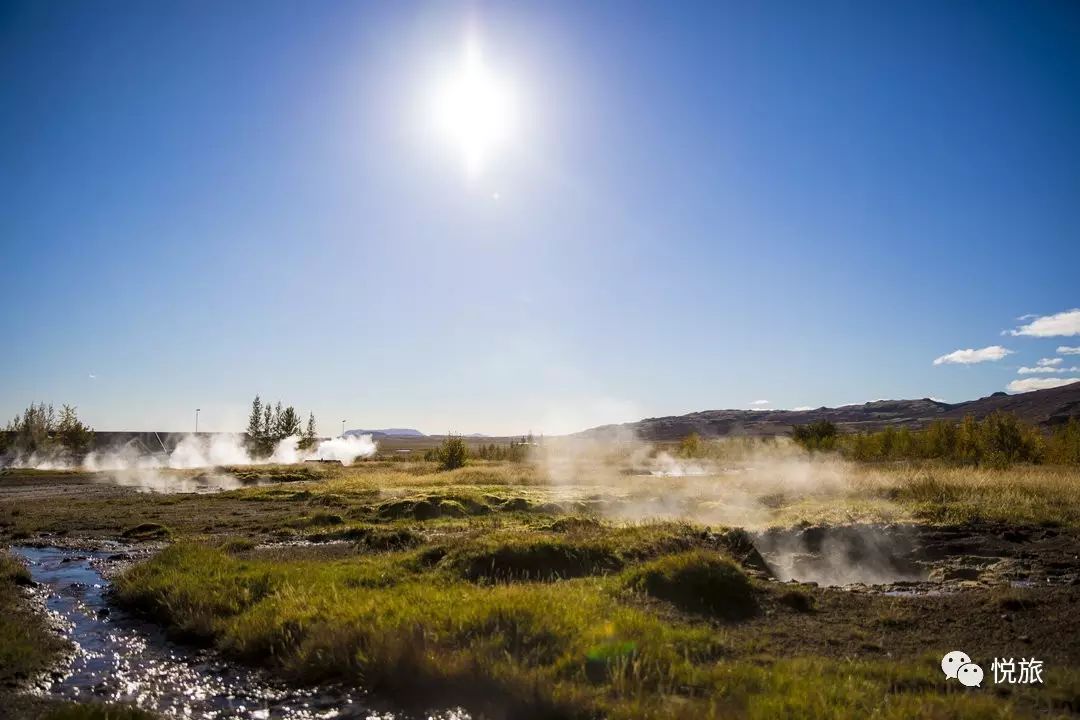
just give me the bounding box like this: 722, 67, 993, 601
13, 546, 469, 720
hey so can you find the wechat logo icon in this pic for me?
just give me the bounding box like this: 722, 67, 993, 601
942, 650, 983, 687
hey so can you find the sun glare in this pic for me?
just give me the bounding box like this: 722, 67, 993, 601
432, 41, 516, 177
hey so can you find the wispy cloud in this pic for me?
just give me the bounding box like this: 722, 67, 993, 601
88, 372, 97, 380
750, 399, 770, 406
1059, 346, 1080, 356
1006, 377, 1080, 393
1018, 366, 1080, 375
1037, 357, 1063, 367
1006, 309, 1080, 337
790, 406, 813, 411
933, 345, 1012, 365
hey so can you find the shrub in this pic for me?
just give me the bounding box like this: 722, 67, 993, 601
777, 588, 815, 612
434, 434, 469, 470
1046, 418, 1080, 465
678, 432, 703, 458
832, 411, 1067, 467
791, 421, 838, 452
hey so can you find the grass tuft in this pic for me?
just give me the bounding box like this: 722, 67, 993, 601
625, 551, 757, 620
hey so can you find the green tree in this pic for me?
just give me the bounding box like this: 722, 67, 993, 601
6, 402, 56, 455
56, 405, 93, 455
247, 396, 264, 442
299, 412, 318, 450
276, 406, 301, 438
262, 405, 272, 441
925, 420, 957, 459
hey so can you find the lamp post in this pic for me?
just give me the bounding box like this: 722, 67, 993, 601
195, 408, 201, 434
341, 419, 346, 437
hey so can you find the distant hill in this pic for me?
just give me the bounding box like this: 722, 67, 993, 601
577, 382, 1080, 441
345, 428, 426, 438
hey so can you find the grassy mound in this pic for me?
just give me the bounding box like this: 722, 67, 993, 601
442, 537, 624, 582
375, 494, 492, 521
120, 522, 170, 541
625, 551, 758, 620
310, 523, 422, 550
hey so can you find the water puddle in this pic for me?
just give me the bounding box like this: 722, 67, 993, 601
13, 546, 469, 720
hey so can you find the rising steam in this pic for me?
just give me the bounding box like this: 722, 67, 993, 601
533, 431, 917, 586
10, 433, 377, 472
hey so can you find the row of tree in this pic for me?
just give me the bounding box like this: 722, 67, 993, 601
675, 432, 781, 460
1, 403, 94, 457
423, 434, 540, 468
790, 413, 1080, 467
246, 396, 318, 456
473, 440, 531, 462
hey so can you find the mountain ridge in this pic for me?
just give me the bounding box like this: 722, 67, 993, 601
576, 382, 1080, 441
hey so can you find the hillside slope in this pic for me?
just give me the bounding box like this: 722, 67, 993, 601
579, 382, 1080, 441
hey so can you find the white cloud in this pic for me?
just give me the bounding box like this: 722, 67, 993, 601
790, 406, 813, 411
1059, 346, 1080, 356
1017, 366, 1080, 375
1017, 313, 1038, 321
933, 345, 1013, 365
1007, 309, 1080, 337
1006, 377, 1080, 393
1037, 357, 1063, 367
750, 399, 770, 405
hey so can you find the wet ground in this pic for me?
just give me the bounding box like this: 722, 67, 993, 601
753, 521, 1080, 591
13, 546, 469, 720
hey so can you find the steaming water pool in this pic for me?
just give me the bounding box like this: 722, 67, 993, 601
13, 546, 469, 719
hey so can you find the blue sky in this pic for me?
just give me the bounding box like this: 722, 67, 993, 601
2, 1, 1078, 435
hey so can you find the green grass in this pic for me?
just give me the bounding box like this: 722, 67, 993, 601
110, 537, 1070, 719
0, 551, 67, 688
6, 458, 1080, 718
878, 466, 1080, 526
625, 551, 758, 620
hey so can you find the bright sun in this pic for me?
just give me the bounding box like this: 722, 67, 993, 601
432, 41, 516, 177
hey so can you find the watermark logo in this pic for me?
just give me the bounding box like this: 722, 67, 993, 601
992, 657, 1044, 685
941, 650, 973, 680
957, 662, 984, 687
942, 651, 1044, 687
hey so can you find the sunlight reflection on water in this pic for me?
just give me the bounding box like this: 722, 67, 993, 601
13, 546, 470, 720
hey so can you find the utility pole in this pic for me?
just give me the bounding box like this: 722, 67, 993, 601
341, 419, 346, 437
195, 408, 201, 434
